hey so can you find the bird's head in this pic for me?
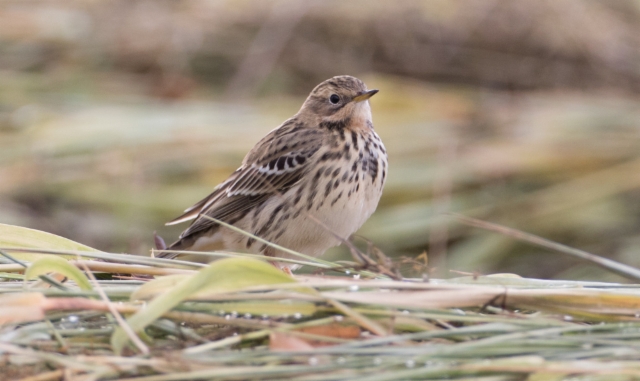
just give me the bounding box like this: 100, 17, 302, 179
299, 75, 378, 129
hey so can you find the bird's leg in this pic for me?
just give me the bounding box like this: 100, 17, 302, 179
268, 260, 294, 276
264, 247, 293, 275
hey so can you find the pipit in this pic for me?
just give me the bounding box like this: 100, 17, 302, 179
158, 75, 387, 268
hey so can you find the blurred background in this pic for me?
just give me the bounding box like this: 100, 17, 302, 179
2, 0, 640, 281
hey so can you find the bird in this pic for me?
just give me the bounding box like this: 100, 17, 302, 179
158, 75, 388, 269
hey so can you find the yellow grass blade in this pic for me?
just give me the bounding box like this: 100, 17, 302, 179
25, 256, 93, 291
111, 257, 297, 354
0, 224, 99, 261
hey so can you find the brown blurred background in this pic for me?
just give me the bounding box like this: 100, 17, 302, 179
2, 0, 640, 280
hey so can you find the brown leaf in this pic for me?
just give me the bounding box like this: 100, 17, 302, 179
0, 293, 46, 325
298, 323, 361, 339
269, 332, 315, 352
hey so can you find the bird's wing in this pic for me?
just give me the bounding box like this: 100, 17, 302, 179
166, 119, 323, 241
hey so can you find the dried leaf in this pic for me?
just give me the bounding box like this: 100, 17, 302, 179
0, 293, 46, 325
269, 332, 315, 352
298, 323, 361, 339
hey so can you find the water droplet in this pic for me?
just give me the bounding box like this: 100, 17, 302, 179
334, 315, 344, 322
180, 322, 186, 326
336, 357, 346, 364
353, 274, 360, 279
373, 357, 382, 365
294, 313, 302, 319
635, 312, 640, 318
308, 357, 318, 366
405, 359, 415, 368
232, 332, 238, 336
225, 315, 232, 320
563, 315, 574, 321
452, 309, 466, 315
345, 270, 351, 275
68, 315, 79, 323
231, 311, 238, 318
349, 285, 359, 292
402, 310, 410, 315
244, 313, 252, 319
360, 331, 370, 337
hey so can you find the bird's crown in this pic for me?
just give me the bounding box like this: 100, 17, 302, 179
300, 75, 378, 120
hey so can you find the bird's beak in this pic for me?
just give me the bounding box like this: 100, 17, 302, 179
352, 89, 379, 103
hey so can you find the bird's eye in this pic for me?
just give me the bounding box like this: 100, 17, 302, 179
329, 94, 340, 104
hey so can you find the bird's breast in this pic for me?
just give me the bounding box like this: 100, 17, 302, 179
302, 127, 387, 236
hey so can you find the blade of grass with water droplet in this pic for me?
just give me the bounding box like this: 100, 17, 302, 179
111, 257, 297, 354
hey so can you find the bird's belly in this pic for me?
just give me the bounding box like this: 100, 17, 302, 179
241, 174, 384, 260
312, 177, 382, 240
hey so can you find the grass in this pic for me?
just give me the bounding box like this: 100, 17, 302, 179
2, 223, 640, 380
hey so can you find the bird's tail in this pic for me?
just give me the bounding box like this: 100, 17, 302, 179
154, 229, 224, 260
154, 237, 191, 259
152, 230, 189, 259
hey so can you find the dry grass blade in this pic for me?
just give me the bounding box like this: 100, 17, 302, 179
198, 216, 335, 266
70, 260, 196, 276
15, 369, 65, 381
187, 215, 393, 279
78, 259, 149, 356
324, 298, 387, 337
449, 213, 640, 281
